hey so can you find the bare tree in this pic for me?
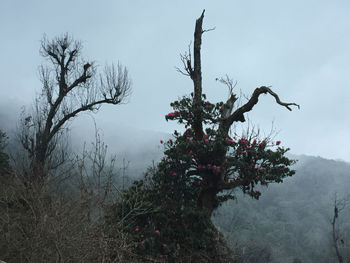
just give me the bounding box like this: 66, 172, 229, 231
19, 33, 131, 186
331, 194, 349, 263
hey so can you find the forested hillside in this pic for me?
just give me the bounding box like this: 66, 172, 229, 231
214, 155, 350, 263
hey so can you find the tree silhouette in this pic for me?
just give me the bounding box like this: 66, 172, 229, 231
331, 194, 349, 263
19, 34, 131, 186
165, 10, 299, 213
109, 10, 299, 262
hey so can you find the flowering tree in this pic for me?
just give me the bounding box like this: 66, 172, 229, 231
108, 10, 299, 261
159, 10, 299, 214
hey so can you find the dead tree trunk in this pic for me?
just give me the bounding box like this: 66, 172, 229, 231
180, 10, 299, 214
332, 196, 346, 263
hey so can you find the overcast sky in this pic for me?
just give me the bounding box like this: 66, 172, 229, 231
1, 0, 350, 162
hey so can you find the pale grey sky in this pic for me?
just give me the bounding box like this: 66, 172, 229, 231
1, 0, 350, 162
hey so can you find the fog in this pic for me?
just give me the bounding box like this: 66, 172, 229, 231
1, 0, 350, 162
1, 2, 350, 262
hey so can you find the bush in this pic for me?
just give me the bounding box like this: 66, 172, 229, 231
105, 166, 235, 262
0, 130, 10, 176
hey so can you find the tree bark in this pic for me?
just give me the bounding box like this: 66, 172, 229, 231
191, 10, 217, 213
192, 10, 205, 141
332, 199, 344, 263
183, 11, 299, 214
197, 187, 217, 213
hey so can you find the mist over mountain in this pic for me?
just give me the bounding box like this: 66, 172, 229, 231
0, 98, 24, 134
81, 127, 350, 262
67, 125, 350, 262
68, 119, 172, 177
1, 2, 350, 261
1, 106, 349, 262
76, 127, 350, 263
213, 155, 350, 263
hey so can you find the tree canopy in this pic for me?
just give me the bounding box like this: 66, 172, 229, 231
107, 10, 299, 262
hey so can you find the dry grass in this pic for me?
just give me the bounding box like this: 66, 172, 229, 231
0, 170, 139, 263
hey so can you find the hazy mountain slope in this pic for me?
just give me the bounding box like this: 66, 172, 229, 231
213, 155, 350, 263
2, 114, 349, 262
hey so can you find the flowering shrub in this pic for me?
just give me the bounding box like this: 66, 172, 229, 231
162, 93, 295, 204
106, 93, 295, 261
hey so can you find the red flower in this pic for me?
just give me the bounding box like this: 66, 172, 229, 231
162, 243, 167, 247
135, 227, 140, 232
276, 140, 281, 145
155, 230, 160, 234
141, 241, 145, 245
259, 141, 266, 147
239, 137, 248, 144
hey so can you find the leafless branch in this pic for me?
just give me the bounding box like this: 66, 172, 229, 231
216, 75, 237, 96
220, 86, 300, 133
19, 34, 132, 185
202, 26, 216, 34
176, 43, 193, 77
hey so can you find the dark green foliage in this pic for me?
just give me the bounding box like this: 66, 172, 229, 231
105, 168, 223, 262
106, 94, 296, 262
0, 130, 10, 175
293, 258, 302, 263
164, 94, 295, 205
106, 12, 296, 261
